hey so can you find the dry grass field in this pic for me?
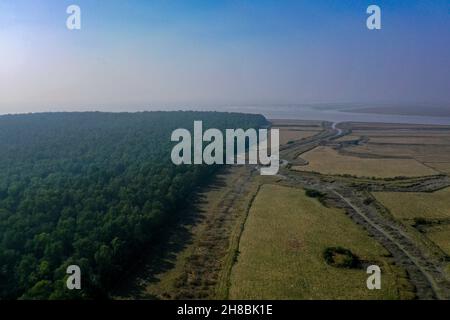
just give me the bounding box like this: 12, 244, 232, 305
278, 130, 320, 145
368, 136, 450, 145
342, 123, 450, 173
293, 146, 437, 178
271, 119, 324, 145
424, 162, 450, 174
373, 188, 450, 221
229, 184, 404, 300
351, 130, 450, 137
335, 135, 361, 142
349, 122, 449, 130
349, 144, 450, 163
373, 188, 450, 258
296, 122, 450, 178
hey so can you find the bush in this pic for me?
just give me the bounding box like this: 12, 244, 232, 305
305, 189, 325, 199
413, 217, 429, 227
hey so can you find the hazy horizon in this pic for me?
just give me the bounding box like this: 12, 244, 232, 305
1, 0, 449, 114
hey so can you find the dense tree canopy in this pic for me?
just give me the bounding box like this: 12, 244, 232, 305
0, 111, 267, 299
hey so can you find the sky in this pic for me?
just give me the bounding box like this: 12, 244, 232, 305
0, 0, 449, 114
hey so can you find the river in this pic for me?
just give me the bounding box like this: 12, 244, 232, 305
216, 105, 450, 126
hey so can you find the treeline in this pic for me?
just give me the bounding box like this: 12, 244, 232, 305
0, 111, 267, 299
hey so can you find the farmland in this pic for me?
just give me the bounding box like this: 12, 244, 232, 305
293, 146, 437, 178
227, 120, 450, 300
373, 188, 450, 221
372, 188, 450, 265
426, 225, 450, 256
229, 184, 403, 300
271, 119, 323, 145
117, 119, 450, 300
425, 163, 450, 174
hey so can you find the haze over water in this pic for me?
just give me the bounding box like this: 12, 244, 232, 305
224, 105, 450, 126
122, 105, 450, 126
1, 1, 449, 117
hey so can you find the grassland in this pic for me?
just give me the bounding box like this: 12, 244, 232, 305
373, 187, 450, 221
368, 136, 450, 145
335, 134, 361, 142
229, 184, 403, 300
271, 119, 323, 145
343, 123, 450, 171
426, 225, 450, 256
424, 162, 450, 174
349, 144, 450, 163
373, 188, 450, 262
293, 146, 437, 178
278, 129, 320, 145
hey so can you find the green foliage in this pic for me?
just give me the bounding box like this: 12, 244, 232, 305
0, 111, 267, 299
413, 217, 429, 227
323, 247, 360, 269
305, 189, 325, 198
304, 189, 327, 206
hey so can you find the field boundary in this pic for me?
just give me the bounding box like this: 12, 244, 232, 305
217, 182, 263, 299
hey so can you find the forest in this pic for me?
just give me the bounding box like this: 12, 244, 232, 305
0, 111, 267, 299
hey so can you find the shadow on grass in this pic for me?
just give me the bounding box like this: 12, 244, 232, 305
111, 166, 232, 299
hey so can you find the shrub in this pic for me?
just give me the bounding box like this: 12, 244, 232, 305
323, 247, 360, 269
305, 189, 325, 199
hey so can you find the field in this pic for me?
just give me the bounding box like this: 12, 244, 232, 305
291, 122, 450, 178
278, 130, 320, 145
293, 146, 437, 178
335, 135, 360, 142
373, 188, 450, 221
229, 184, 403, 300
424, 162, 450, 174
426, 225, 450, 256
349, 144, 450, 163
368, 136, 450, 145
271, 119, 323, 145
373, 188, 450, 261
344, 123, 450, 171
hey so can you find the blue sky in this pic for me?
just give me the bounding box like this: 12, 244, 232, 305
0, 0, 449, 113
